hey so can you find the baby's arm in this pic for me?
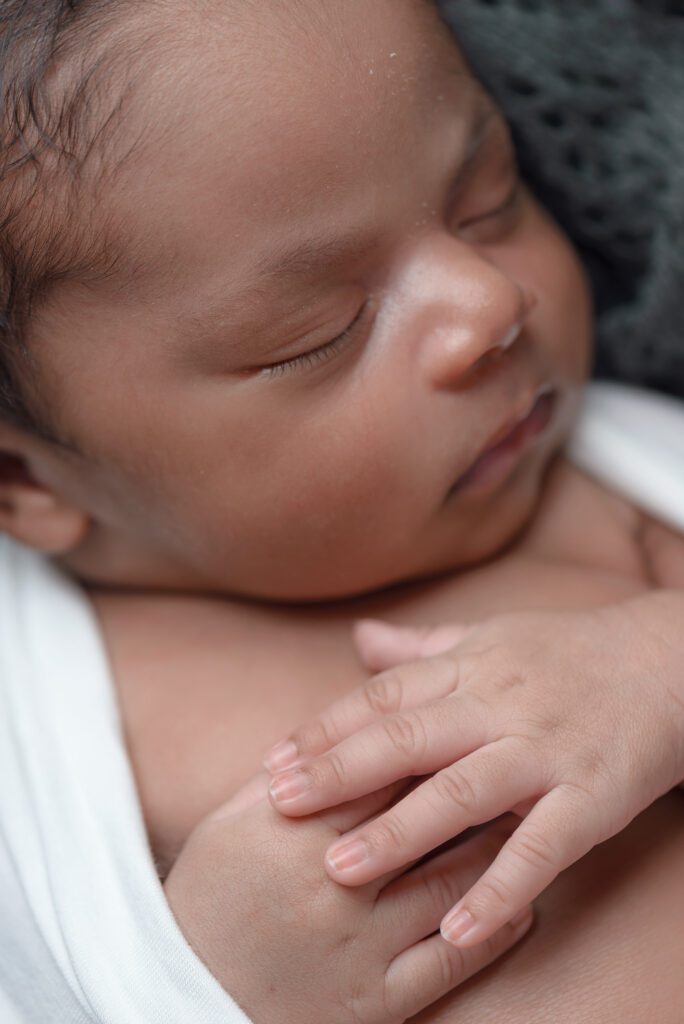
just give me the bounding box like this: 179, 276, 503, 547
263, 581, 684, 949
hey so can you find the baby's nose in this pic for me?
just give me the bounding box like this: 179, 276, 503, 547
422, 265, 536, 390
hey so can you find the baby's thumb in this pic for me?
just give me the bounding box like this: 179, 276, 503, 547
210, 771, 271, 821
354, 619, 473, 671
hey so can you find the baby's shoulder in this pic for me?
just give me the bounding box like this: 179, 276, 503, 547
519, 457, 648, 582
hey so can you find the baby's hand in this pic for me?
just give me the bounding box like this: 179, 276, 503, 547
164, 771, 532, 1024
264, 600, 684, 949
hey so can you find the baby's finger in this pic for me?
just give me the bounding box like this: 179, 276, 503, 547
324, 740, 537, 884
323, 777, 420, 837
385, 909, 533, 1020
379, 819, 535, 1021
263, 653, 462, 774
354, 619, 473, 673
440, 787, 597, 948
267, 692, 491, 816
379, 817, 517, 947
207, 771, 271, 820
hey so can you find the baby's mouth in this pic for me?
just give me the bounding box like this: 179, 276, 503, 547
449, 388, 558, 497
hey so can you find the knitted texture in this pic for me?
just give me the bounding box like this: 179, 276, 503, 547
438, 0, 684, 396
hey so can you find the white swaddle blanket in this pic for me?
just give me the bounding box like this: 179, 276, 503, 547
0, 543, 252, 1021
0, 382, 682, 1023
567, 383, 684, 532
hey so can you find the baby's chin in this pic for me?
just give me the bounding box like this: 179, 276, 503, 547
394, 451, 556, 585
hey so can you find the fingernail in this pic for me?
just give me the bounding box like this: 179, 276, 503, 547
440, 908, 479, 945
268, 769, 312, 803
263, 739, 299, 773
326, 838, 370, 873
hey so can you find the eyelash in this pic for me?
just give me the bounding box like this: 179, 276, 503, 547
460, 177, 521, 231
261, 302, 368, 378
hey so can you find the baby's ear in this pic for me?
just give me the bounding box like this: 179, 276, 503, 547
0, 432, 89, 554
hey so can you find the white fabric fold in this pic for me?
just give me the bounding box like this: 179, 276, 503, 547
0, 537, 252, 1023
568, 382, 684, 531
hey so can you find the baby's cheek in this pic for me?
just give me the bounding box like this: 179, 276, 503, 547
542, 228, 593, 375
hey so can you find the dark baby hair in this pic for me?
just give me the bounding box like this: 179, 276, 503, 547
0, 0, 150, 441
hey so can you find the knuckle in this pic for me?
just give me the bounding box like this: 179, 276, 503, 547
489, 666, 527, 695
364, 671, 404, 717
509, 828, 558, 871
567, 745, 604, 781
370, 812, 410, 855
383, 711, 427, 764
559, 779, 602, 819
324, 750, 351, 790
434, 940, 466, 992
422, 869, 460, 916
296, 716, 339, 757
477, 872, 516, 914
429, 766, 478, 815
511, 709, 560, 749
558, 780, 606, 833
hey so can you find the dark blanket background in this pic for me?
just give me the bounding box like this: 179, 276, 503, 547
438, 0, 684, 397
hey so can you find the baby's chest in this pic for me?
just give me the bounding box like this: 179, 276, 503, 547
100, 464, 652, 871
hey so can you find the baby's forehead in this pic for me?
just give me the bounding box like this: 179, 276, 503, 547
98, 2, 474, 263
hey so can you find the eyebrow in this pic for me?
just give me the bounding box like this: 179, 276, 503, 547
254, 229, 377, 282
255, 98, 500, 283
445, 99, 501, 203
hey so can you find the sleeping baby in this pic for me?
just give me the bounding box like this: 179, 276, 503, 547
1, 1, 683, 1022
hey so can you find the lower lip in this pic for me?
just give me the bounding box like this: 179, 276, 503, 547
450, 390, 557, 497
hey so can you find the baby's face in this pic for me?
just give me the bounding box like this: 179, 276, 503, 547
32, 0, 591, 600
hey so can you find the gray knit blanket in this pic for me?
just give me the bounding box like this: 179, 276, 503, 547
438, 0, 684, 397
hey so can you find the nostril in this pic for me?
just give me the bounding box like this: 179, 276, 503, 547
469, 348, 501, 379
466, 323, 521, 381
468, 352, 493, 378
498, 322, 522, 352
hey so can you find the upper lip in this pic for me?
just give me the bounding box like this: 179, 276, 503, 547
452, 383, 555, 487
486, 385, 551, 449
